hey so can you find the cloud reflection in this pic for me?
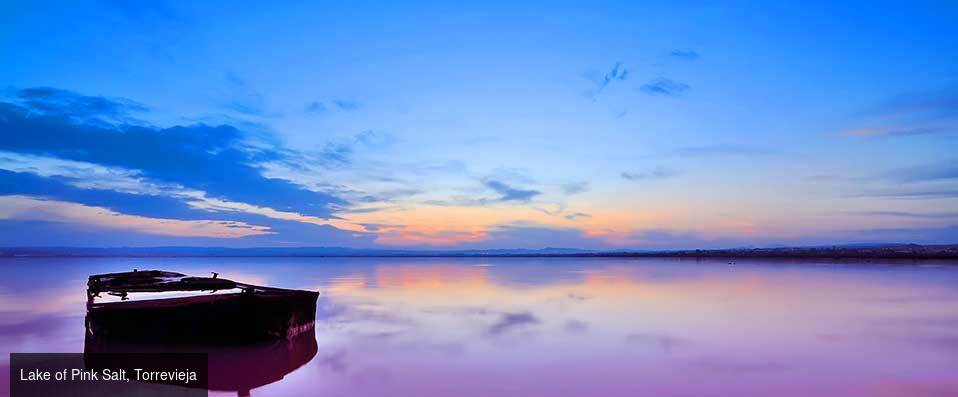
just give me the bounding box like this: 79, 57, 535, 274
486, 312, 540, 336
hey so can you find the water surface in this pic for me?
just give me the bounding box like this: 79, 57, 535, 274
2, 257, 957, 396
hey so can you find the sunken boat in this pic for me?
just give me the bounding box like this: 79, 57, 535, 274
86, 270, 319, 343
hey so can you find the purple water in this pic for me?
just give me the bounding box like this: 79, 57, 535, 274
2, 257, 957, 396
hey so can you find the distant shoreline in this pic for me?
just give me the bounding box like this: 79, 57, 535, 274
2, 244, 956, 259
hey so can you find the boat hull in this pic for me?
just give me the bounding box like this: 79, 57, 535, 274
86, 290, 319, 343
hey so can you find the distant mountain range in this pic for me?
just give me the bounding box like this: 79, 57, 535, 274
1, 244, 956, 259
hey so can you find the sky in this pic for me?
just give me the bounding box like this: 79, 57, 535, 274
0, 0, 956, 249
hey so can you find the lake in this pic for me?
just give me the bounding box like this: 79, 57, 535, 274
1, 257, 957, 396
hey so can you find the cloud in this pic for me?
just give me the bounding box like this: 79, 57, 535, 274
621, 166, 679, 181
223, 70, 246, 87
305, 101, 327, 114
585, 62, 629, 98
293, 130, 398, 171
0, 167, 205, 220
306, 99, 362, 113
10, 87, 147, 125
838, 86, 957, 142
0, 164, 371, 242
462, 224, 608, 250
0, 195, 271, 238
669, 49, 700, 60
224, 98, 267, 117
372, 227, 488, 246
806, 174, 871, 183
639, 78, 690, 96
0, 151, 182, 195
844, 211, 958, 219
690, 357, 790, 375
317, 142, 353, 165
675, 144, 778, 156
533, 204, 564, 216
0, 88, 382, 246
0, 90, 346, 218
352, 130, 395, 149
843, 225, 958, 243
625, 332, 687, 352
848, 189, 958, 199
563, 319, 590, 333
220, 72, 274, 117
838, 127, 947, 137
564, 212, 591, 221
888, 161, 958, 182
0, 169, 374, 246
870, 86, 958, 120
354, 188, 422, 203
561, 181, 589, 195
620, 228, 747, 249
483, 179, 541, 202
332, 99, 361, 111
486, 312, 539, 336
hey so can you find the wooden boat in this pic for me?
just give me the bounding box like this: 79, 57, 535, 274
86, 270, 318, 342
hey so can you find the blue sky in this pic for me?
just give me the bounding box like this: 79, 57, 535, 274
0, 0, 956, 248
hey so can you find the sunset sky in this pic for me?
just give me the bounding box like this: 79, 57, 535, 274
1, 1, 956, 249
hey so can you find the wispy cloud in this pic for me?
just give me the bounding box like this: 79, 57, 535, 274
621, 166, 679, 181
355, 188, 422, 203
222, 72, 274, 117
564, 319, 590, 333
304, 99, 362, 113
483, 179, 541, 202
639, 78, 690, 96
0, 87, 347, 219
669, 49, 700, 60
584, 62, 629, 99
888, 161, 958, 182
353, 130, 396, 149
224, 98, 268, 117
843, 225, 958, 244
332, 99, 361, 111
305, 101, 327, 114
0, 195, 272, 238
675, 144, 778, 157
690, 357, 790, 375
12, 87, 147, 125
284, 130, 396, 171
564, 212, 591, 221
838, 127, 947, 137
839, 86, 958, 141
462, 223, 607, 249
533, 203, 564, 216
486, 312, 539, 336
626, 332, 688, 352
806, 174, 872, 183
870, 86, 958, 120
561, 181, 589, 195
848, 189, 958, 199
844, 211, 958, 219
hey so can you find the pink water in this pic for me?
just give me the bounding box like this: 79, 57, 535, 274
1, 257, 957, 396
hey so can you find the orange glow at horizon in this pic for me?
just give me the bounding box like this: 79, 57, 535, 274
336, 202, 797, 247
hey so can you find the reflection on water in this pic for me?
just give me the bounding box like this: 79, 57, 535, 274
84, 330, 318, 397
2, 257, 958, 396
